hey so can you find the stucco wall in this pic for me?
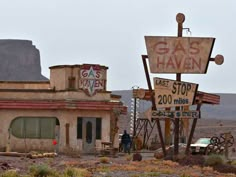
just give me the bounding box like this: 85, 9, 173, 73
0, 90, 111, 101
0, 82, 50, 89
50, 67, 69, 91
0, 109, 111, 153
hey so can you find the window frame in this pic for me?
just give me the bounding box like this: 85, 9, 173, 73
10, 117, 58, 139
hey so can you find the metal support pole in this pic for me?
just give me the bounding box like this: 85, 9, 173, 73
142, 55, 166, 156
174, 13, 185, 156
185, 101, 202, 154
174, 74, 181, 155
224, 132, 230, 160
133, 97, 137, 137
165, 108, 171, 145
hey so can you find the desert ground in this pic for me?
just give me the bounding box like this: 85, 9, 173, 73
1, 118, 236, 177
1, 151, 236, 177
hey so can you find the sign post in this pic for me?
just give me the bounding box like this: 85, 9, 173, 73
142, 13, 223, 156
175, 13, 184, 155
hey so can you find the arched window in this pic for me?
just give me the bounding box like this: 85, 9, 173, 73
10, 117, 59, 139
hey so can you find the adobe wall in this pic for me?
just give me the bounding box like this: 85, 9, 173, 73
0, 109, 111, 153
0, 81, 50, 90
0, 90, 111, 101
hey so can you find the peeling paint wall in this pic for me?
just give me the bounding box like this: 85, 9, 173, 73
0, 109, 112, 153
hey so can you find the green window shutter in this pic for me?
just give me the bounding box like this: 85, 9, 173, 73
24, 118, 40, 138
77, 118, 82, 139
40, 118, 56, 139
11, 117, 58, 139
96, 118, 101, 139
11, 118, 24, 138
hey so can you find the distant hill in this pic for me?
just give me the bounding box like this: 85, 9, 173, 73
0, 40, 48, 81
112, 90, 236, 120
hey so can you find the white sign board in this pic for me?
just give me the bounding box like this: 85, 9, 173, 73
152, 110, 200, 119
145, 36, 215, 73
154, 77, 198, 108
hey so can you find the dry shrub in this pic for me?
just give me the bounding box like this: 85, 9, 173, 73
213, 164, 236, 174
63, 160, 80, 167
202, 166, 214, 172
0, 170, 20, 177
162, 160, 179, 167
64, 167, 91, 177
150, 159, 162, 165
230, 160, 236, 166
204, 154, 224, 166
99, 157, 110, 163
96, 166, 110, 173
158, 168, 175, 175
132, 153, 142, 161
125, 154, 132, 161
120, 164, 139, 171
178, 155, 205, 167
154, 151, 164, 159
186, 172, 202, 177
29, 163, 57, 177
180, 173, 191, 177
191, 165, 202, 170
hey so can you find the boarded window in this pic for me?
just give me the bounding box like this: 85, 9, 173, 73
40, 118, 56, 139
11, 117, 58, 139
96, 118, 102, 139
10, 118, 24, 138
68, 76, 75, 89
25, 118, 40, 138
77, 118, 82, 139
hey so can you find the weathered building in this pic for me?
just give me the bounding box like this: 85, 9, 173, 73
0, 64, 127, 153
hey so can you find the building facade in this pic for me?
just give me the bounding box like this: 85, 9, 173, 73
0, 64, 126, 153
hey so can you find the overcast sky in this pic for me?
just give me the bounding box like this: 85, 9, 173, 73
0, 1, 235, 93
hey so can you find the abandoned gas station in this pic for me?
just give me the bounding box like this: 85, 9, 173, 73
0, 64, 127, 153
0, 13, 232, 158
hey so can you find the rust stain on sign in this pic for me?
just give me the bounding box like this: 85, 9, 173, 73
154, 77, 198, 108
145, 36, 215, 73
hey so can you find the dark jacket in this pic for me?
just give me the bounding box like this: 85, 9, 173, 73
121, 133, 131, 145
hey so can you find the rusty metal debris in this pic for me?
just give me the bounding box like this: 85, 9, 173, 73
206, 132, 234, 155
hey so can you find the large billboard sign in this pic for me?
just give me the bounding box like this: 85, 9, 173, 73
154, 77, 198, 108
145, 36, 215, 73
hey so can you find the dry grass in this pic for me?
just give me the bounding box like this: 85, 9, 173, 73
62, 160, 81, 167
125, 154, 132, 161
93, 158, 236, 177
99, 156, 110, 163
1, 154, 236, 176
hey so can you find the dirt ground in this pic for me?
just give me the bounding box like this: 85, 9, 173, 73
0, 153, 158, 176
1, 151, 236, 177
1, 118, 236, 176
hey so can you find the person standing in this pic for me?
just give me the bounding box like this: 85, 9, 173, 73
121, 130, 131, 154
